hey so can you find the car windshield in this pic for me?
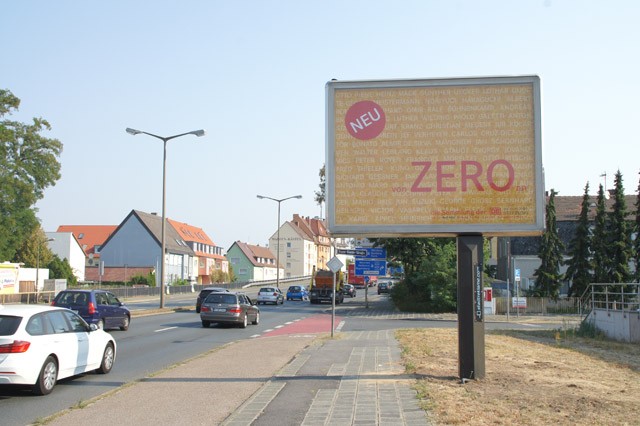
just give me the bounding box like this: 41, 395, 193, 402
289, 286, 301, 291
0, 315, 22, 336
205, 294, 238, 304
260, 288, 274, 293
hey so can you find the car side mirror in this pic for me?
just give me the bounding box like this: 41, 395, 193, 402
89, 323, 99, 332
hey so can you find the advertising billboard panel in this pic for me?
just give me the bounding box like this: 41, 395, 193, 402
326, 76, 543, 236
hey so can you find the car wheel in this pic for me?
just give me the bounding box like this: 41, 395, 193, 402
120, 316, 130, 331
97, 342, 115, 374
240, 314, 248, 329
252, 312, 260, 325
33, 356, 57, 395
202, 320, 210, 328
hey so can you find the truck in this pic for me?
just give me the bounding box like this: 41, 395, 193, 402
347, 263, 377, 289
309, 268, 344, 304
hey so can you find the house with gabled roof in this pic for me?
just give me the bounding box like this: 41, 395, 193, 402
226, 241, 279, 282
56, 225, 116, 268
99, 210, 197, 285
45, 231, 86, 282
266, 215, 317, 278
168, 218, 228, 284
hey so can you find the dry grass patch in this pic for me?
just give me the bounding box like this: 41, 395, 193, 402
397, 328, 640, 425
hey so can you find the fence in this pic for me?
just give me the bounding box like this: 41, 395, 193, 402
580, 283, 640, 315
493, 296, 581, 315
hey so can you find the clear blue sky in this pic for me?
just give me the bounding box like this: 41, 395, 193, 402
3, 1, 639, 251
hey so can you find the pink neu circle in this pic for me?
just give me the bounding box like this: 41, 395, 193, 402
344, 100, 386, 140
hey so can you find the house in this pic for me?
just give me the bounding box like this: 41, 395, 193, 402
168, 218, 227, 284
99, 210, 197, 285
56, 225, 116, 268
267, 217, 317, 278
226, 241, 279, 282
45, 232, 86, 282
291, 215, 332, 270
496, 194, 638, 294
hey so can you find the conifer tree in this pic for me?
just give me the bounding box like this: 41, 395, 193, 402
607, 170, 632, 283
634, 172, 640, 281
564, 183, 593, 297
592, 184, 609, 283
533, 189, 565, 299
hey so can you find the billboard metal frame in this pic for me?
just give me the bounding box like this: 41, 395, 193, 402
326, 75, 544, 237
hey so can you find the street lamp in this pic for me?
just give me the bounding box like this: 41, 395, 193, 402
36, 237, 54, 302
256, 194, 302, 288
126, 127, 205, 308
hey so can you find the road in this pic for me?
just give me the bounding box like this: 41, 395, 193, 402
0, 289, 567, 425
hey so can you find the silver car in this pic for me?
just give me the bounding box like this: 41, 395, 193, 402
256, 287, 285, 305
200, 292, 260, 328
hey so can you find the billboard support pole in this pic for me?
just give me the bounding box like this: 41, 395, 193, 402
457, 235, 485, 380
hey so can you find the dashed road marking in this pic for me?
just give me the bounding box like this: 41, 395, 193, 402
154, 326, 178, 333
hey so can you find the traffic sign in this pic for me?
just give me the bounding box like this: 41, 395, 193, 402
336, 248, 367, 256
355, 259, 387, 276
356, 247, 387, 259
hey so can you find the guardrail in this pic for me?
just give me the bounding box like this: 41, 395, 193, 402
581, 283, 640, 313
0, 276, 313, 305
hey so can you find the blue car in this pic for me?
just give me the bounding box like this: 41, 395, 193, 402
286, 285, 308, 301
52, 289, 130, 331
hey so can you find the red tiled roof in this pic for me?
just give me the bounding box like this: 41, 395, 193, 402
56, 225, 117, 257
233, 241, 276, 267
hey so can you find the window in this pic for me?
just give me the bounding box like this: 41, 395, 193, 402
47, 311, 72, 333
287, 242, 291, 248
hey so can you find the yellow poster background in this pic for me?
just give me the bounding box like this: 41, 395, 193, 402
333, 83, 538, 228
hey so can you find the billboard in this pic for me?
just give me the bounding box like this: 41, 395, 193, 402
326, 76, 543, 236
0, 263, 20, 295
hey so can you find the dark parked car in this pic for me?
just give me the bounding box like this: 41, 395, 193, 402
200, 292, 259, 328
377, 282, 391, 295
196, 287, 229, 313
52, 289, 130, 331
343, 284, 356, 298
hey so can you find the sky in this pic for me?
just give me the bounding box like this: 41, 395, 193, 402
3, 1, 640, 251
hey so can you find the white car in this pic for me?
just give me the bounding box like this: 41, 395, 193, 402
256, 287, 284, 305
0, 304, 116, 395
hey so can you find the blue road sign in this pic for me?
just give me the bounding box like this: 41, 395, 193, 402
356, 247, 387, 259
355, 259, 387, 276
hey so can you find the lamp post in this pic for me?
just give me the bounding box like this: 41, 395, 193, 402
36, 237, 54, 302
256, 194, 302, 288
126, 127, 205, 308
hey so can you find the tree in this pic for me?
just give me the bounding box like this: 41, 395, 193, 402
13, 227, 54, 268
634, 172, 640, 281
370, 237, 438, 277
532, 189, 565, 299
564, 183, 593, 297
314, 164, 326, 209
0, 89, 62, 261
607, 170, 632, 283
47, 255, 77, 286
592, 184, 609, 283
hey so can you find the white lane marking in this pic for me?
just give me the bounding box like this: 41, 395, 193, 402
154, 326, 178, 333
275, 325, 284, 329
336, 320, 345, 332
284, 321, 294, 325
264, 329, 275, 333
250, 334, 261, 338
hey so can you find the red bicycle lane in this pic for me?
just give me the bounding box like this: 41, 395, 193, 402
261, 314, 343, 337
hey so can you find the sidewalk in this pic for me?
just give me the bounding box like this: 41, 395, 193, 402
43, 317, 431, 426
